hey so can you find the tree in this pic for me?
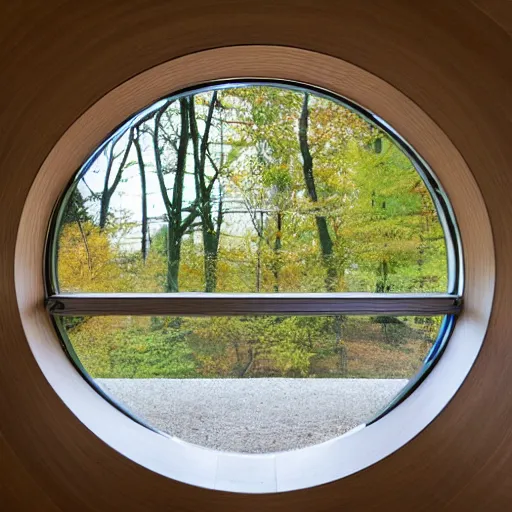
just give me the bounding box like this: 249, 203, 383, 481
188, 92, 224, 292
99, 131, 134, 230
61, 185, 91, 226
132, 126, 150, 261
57, 84, 448, 382
152, 99, 200, 291
299, 92, 337, 292
340, 136, 446, 293
222, 86, 301, 292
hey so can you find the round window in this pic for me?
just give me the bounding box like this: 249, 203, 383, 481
46, 81, 461, 454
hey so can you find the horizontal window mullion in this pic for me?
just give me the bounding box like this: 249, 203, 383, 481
46, 293, 462, 317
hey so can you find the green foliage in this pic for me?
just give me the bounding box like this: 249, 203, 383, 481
70, 317, 196, 378
57, 84, 450, 382
61, 186, 92, 225
66, 315, 439, 380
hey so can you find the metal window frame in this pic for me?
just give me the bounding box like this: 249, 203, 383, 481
46, 292, 461, 317
43, 79, 464, 438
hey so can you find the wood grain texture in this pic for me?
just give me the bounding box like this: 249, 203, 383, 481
47, 293, 462, 316
14, 42, 494, 497
471, 0, 512, 34
0, 1, 510, 510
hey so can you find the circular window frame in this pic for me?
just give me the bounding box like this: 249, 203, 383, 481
15, 46, 494, 493
46, 77, 464, 439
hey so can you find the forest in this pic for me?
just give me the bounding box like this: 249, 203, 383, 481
56, 84, 448, 380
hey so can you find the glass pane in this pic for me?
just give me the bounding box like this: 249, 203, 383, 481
63, 315, 444, 453
54, 84, 448, 294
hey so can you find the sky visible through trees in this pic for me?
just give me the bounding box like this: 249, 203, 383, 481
56, 84, 448, 385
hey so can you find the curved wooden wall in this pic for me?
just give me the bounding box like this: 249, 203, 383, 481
0, 1, 510, 510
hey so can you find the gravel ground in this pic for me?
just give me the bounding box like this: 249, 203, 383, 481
97, 378, 407, 453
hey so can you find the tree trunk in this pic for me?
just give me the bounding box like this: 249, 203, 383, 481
153, 98, 194, 291
99, 130, 133, 230
188, 93, 223, 293
240, 346, 255, 377
134, 129, 148, 262
99, 193, 110, 230
299, 92, 337, 292
376, 259, 389, 292
334, 315, 348, 376
76, 219, 92, 276
272, 210, 282, 292
202, 222, 219, 293
315, 217, 337, 291
167, 221, 182, 292
256, 210, 263, 292
99, 143, 115, 230
300, 92, 347, 370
